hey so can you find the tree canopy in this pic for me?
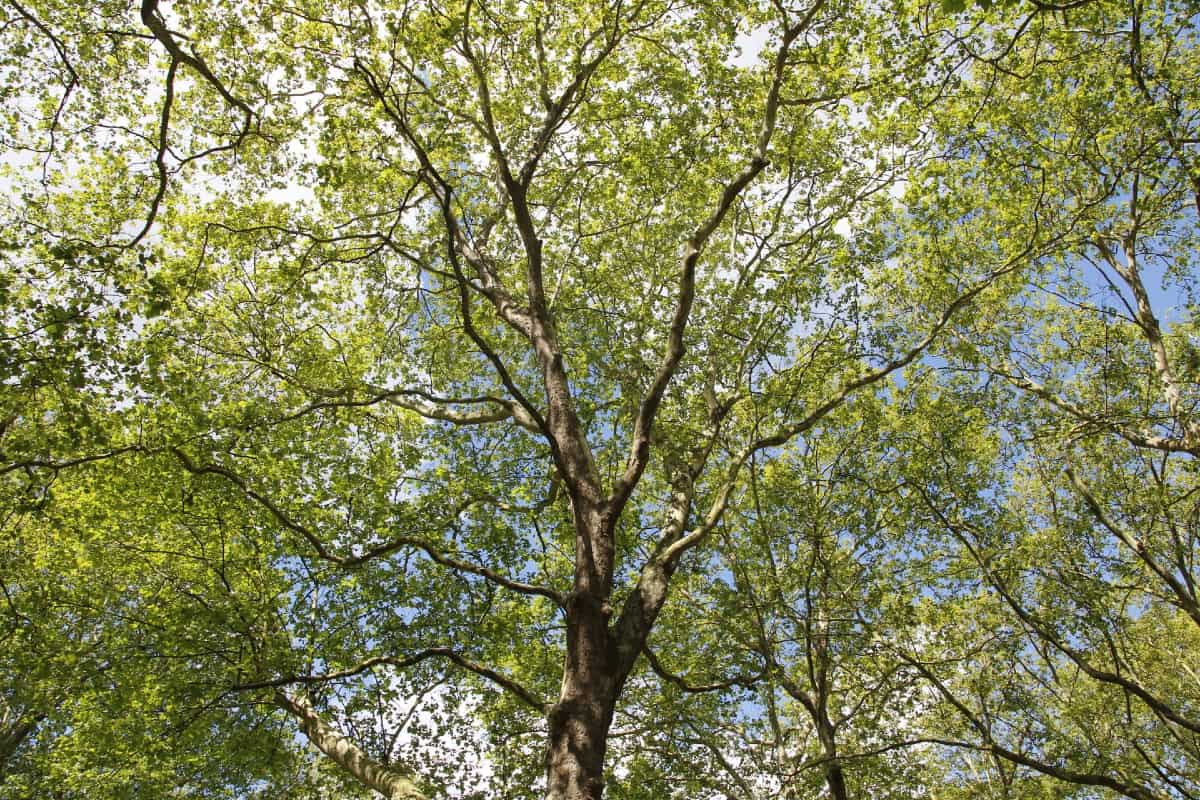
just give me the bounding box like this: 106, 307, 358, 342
1, 0, 1199, 798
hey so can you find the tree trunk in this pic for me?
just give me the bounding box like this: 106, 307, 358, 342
818, 722, 849, 800
544, 689, 614, 800
545, 585, 618, 800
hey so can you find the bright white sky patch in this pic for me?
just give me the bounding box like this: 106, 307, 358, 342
728, 24, 772, 68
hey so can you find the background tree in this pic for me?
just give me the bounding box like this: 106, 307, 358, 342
888, 1, 1200, 797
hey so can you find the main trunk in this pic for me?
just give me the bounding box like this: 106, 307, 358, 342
817, 722, 849, 800
545, 577, 619, 800
544, 682, 615, 800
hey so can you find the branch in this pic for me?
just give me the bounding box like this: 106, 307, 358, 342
457, 7, 651, 508
7, 0, 78, 172
128, 56, 176, 247
749, 275, 1002, 456
277, 385, 540, 433
916, 486, 1200, 737
1067, 467, 1200, 628
895, 649, 1166, 800
353, 61, 533, 336
139, 0, 253, 121
611, 403, 735, 676
516, 9, 631, 189
1, 445, 142, 476
0, 711, 42, 773
1003, 372, 1199, 455
170, 446, 340, 562
1129, 4, 1200, 217
275, 691, 429, 800
610, 7, 820, 516
648, 243, 1037, 577
342, 534, 564, 606
169, 448, 561, 604
1093, 236, 1197, 442
353, 61, 554, 451
642, 645, 764, 693
770, 661, 820, 718
134, 0, 255, 246
253, 648, 549, 712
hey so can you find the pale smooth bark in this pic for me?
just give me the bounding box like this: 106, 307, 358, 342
276, 691, 428, 800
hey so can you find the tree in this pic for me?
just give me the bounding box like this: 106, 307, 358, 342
1, 0, 1197, 799
896, 2, 1200, 797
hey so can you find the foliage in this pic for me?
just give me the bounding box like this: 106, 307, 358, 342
1, 0, 1198, 798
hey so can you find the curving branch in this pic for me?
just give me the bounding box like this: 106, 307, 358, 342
7, 0, 78, 173
168, 447, 562, 605
353, 60, 555, 461
128, 56, 176, 247
171, 446, 341, 562
138, 0, 253, 122
641, 645, 764, 694
132, 0, 256, 246
1002, 371, 1199, 455
342, 533, 564, 606
916, 485, 1200, 738
274, 385, 540, 433
0, 445, 143, 476
248, 647, 549, 712
894, 648, 1167, 800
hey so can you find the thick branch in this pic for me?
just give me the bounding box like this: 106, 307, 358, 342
610, 403, 734, 675
134, 0, 254, 245
0, 710, 41, 773
139, 0, 253, 120
1094, 237, 1197, 441
275, 691, 428, 800
457, 8, 647, 509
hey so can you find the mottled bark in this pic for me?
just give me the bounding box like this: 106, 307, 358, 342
545, 603, 617, 800
544, 498, 619, 800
